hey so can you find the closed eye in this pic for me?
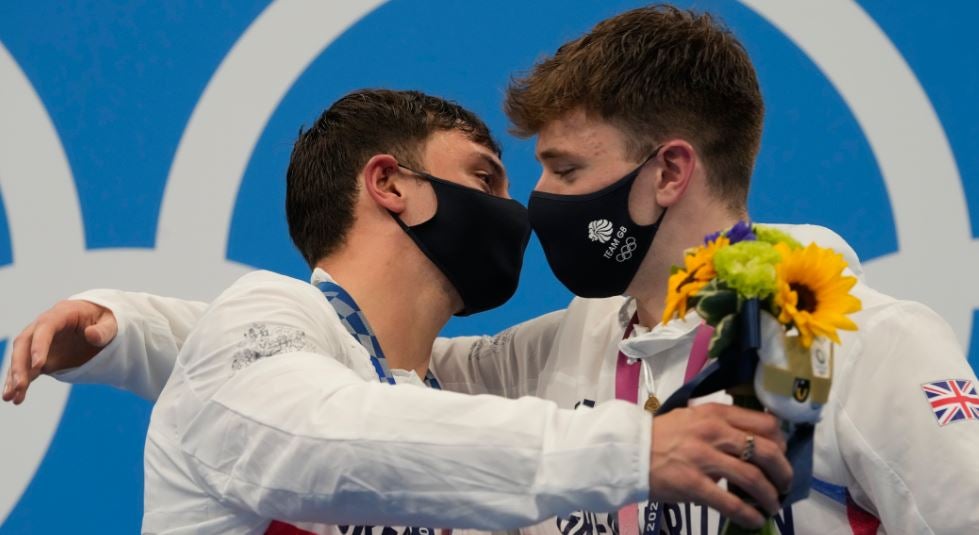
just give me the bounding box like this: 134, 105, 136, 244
474, 171, 496, 193
554, 167, 577, 181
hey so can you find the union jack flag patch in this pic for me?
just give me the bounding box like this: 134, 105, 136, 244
921, 379, 979, 426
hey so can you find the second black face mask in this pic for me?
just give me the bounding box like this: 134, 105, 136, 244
528, 155, 666, 298
392, 166, 531, 316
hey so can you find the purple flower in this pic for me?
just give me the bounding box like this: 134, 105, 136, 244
726, 220, 756, 243
704, 220, 756, 245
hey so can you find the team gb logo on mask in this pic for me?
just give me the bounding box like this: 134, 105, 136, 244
588, 219, 614, 243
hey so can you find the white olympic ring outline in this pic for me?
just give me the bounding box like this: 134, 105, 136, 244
616, 237, 639, 263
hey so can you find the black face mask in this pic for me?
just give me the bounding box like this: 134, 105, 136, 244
528, 153, 666, 298
392, 165, 531, 316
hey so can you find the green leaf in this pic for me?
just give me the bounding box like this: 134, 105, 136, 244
696, 287, 739, 325
760, 295, 777, 317
708, 313, 738, 359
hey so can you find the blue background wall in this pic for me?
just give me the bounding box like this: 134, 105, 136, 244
0, 1, 976, 532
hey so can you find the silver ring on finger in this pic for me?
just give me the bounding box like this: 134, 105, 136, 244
740, 434, 755, 462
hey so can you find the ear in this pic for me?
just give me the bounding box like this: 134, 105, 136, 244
362, 154, 409, 214
654, 140, 696, 207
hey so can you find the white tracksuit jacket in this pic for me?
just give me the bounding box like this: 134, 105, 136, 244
62, 269, 652, 534
57, 224, 979, 534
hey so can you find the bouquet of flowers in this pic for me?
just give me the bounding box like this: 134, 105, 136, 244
661, 221, 862, 534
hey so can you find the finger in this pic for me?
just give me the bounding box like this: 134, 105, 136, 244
84, 321, 114, 348
689, 475, 765, 529
1, 368, 13, 402
14, 384, 29, 405
749, 436, 793, 494
714, 432, 793, 494
4, 323, 36, 403
82, 304, 119, 348
710, 405, 785, 449
702, 447, 781, 515
28, 321, 59, 380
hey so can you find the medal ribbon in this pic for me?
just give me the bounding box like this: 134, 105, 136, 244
318, 280, 442, 389
263, 281, 441, 535
614, 315, 712, 535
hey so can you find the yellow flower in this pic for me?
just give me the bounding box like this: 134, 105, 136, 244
683, 235, 729, 281
662, 270, 708, 322
662, 236, 729, 323
774, 242, 862, 347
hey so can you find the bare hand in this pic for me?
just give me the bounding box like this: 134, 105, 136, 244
2, 300, 118, 404
648, 403, 792, 529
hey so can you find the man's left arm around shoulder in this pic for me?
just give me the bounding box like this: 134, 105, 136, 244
3, 290, 206, 404
430, 309, 565, 398
834, 300, 979, 532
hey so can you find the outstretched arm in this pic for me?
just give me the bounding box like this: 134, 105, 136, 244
2, 290, 207, 403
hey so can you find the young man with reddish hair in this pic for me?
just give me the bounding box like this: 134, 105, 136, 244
8, 5, 979, 534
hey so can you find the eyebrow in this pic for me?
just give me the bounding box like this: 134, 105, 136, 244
537, 147, 577, 162
477, 152, 506, 179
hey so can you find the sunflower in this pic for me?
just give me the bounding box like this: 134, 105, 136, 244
662, 271, 708, 322
684, 234, 729, 281
774, 242, 862, 347
662, 235, 729, 322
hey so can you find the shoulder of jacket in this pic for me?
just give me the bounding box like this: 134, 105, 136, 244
216, 270, 326, 306
852, 283, 951, 336
566, 295, 629, 317
205, 270, 359, 359
559, 295, 632, 341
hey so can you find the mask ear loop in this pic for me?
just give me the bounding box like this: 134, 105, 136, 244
638, 144, 665, 170
397, 163, 436, 182
385, 163, 433, 230
634, 145, 668, 229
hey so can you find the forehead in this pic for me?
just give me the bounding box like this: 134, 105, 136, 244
535, 109, 631, 160
423, 129, 503, 167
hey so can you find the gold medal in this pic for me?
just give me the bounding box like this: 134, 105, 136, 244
643, 394, 661, 412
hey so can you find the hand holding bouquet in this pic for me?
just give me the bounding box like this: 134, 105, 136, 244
661, 222, 862, 533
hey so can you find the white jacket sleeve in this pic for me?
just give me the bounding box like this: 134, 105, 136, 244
430, 310, 564, 398
175, 281, 649, 529
834, 297, 979, 533
50, 290, 207, 400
